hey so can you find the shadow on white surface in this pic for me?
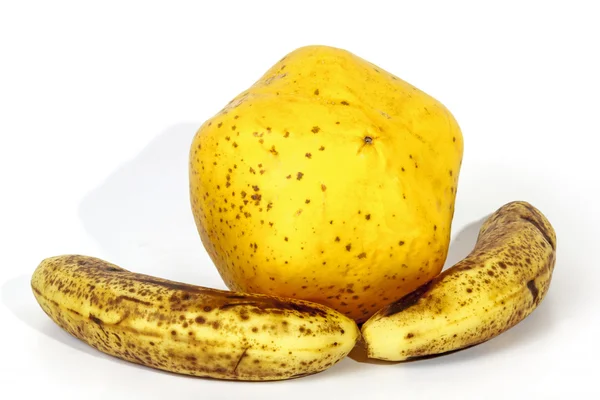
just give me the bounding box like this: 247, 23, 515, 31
442, 215, 489, 271
77, 123, 225, 289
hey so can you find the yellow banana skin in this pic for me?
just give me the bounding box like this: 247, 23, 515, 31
31, 255, 360, 380
362, 201, 556, 361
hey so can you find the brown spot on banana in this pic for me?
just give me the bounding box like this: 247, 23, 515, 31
382, 281, 433, 317
527, 280, 539, 302
362, 201, 557, 361
31, 255, 360, 381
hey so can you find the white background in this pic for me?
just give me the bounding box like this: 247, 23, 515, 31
1, 1, 599, 399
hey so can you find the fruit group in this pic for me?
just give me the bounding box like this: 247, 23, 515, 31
361, 201, 556, 361
31, 255, 359, 380
189, 45, 463, 322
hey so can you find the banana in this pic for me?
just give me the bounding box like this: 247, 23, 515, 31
361, 201, 556, 361
31, 255, 360, 380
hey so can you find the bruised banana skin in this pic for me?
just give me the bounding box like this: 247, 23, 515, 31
362, 201, 556, 361
31, 255, 360, 381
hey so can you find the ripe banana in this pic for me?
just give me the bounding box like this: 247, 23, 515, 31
31, 255, 360, 380
362, 201, 556, 361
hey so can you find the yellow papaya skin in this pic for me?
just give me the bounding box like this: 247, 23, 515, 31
190, 45, 463, 322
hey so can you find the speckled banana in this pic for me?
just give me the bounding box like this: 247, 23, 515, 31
31, 255, 360, 380
362, 201, 556, 361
